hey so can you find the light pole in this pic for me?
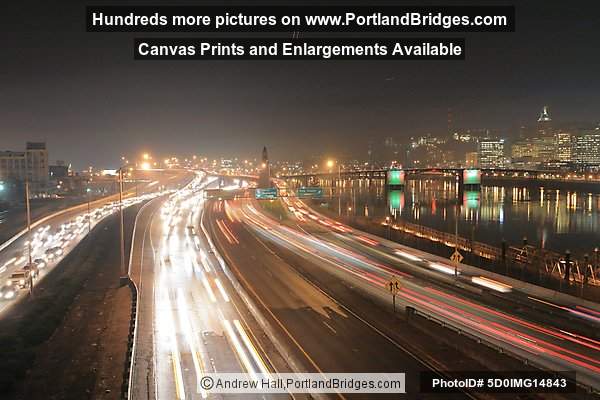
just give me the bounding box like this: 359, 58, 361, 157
594, 247, 599, 282
338, 163, 342, 216
385, 216, 391, 239
326, 159, 342, 215
86, 181, 92, 233
25, 176, 33, 296
118, 167, 127, 285
454, 202, 459, 278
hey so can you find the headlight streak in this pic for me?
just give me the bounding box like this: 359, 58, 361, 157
176, 288, 208, 398
202, 276, 217, 303
233, 319, 271, 377
471, 276, 512, 293
233, 198, 600, 384
161, 174, 284, 396
403, 287, 600, 374
214, 278, 230, 302
428, 262, 459, 275
394, 250, 422, 262
158, 287, 186, 400
529, 296, 600, 324
198, 250, 211, 272
222, 319, 259, 381
1, 189, 163, 304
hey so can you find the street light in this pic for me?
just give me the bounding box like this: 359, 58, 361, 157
385, 216, 391, 239
86, 182, 92, 233
117, 166, 127, 286
23, 164, 33, 296
326, 160, 342, 215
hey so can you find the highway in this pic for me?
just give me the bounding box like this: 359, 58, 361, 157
0, 171, 188, 315
204, 197, 478, 399
130, 174, 290, 400
211, 193, 600, 395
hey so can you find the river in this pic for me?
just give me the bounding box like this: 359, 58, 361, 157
318, 178, 600, 258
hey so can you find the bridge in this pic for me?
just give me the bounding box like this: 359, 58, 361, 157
282, 167, 480, 190
281, 167, 600, 189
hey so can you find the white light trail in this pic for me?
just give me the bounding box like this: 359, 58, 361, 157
214, 278, 230, 302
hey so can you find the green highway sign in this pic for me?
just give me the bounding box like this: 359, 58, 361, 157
255, 188, 278, 199
297, 187, 323, 198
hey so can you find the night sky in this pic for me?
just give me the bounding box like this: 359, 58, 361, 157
2, 1, 600, 168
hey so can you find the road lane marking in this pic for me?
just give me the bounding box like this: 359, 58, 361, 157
233, 319, 271, 376
214, 278, 230, 302
201, 199, 334, 400
223, 319, 258, 380
323, 321, 337, 335
202, 277, 217, 303
199, 250, 211, 272
160, 289, 186, 400
213, 213, 325, 373
176, 288, 208, 398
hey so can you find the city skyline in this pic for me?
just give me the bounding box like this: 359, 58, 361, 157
2, 1, 600, 168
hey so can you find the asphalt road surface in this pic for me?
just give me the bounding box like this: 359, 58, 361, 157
0, 170, 190, 315
204, 198, 472, 400
130, 174, 289, 400
212, 194, 600, 395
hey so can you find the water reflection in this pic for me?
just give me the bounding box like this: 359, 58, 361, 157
327, 179, 600, 256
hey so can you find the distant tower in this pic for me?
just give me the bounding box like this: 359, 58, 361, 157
537, 106, 553, 136
258, 146, 271, 188
447, 107, 453, 136
538, 106, 551, 122
262, 146, 268, 166
367, 140, 374, 167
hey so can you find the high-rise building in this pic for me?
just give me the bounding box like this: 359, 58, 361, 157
511, 140, 534, 160
477, 139, 505, 168
26, 142, 49, 189
511, 135, 558, 165
556, 132, 573, 162
538, 106, 551, 123
0, 151, 27, 181
573, 131, 600, 166
465, 151, 478, 167
382, 137, 400, 164
0, 142, 49, 193
537, 106, 553, 136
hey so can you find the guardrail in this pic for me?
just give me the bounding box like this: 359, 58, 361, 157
121, 198, 155, 400
405, 306, 597, 394
122, 278, 138, 398
383, 219, 599, 287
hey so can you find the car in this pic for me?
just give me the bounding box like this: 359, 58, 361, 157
0, 286, 16, 300
45, 248, 56, 260
6, 269, 33, 289
33, 258, 46, 269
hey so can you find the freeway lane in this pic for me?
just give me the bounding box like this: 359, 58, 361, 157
281, 195, 600, 338
0, 172, 190, 315
227, 197, 600, 395
206, 199, 473, 400
130, 174, 288, 400
279, 192, 600, 336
